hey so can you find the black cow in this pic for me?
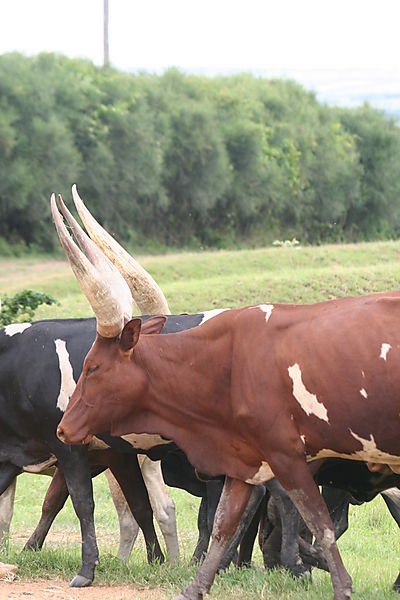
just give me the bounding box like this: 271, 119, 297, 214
258, 459, 400, 591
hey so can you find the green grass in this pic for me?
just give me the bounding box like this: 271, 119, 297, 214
2, 239, 400, 317
1, 240, 400, 598
3, 475, 400, 598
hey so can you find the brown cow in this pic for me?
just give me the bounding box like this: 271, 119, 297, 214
53, 189, 400, 600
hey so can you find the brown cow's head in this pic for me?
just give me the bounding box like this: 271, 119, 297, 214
51, 188, 169, 445
57, 316, 166, 444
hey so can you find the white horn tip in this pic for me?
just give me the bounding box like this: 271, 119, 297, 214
72, 184, 83, 206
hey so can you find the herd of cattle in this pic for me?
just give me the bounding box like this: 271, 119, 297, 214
0, 186, 400, 599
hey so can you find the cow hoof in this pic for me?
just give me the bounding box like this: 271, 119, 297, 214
23, 542, 41, 552
290, 566, 312, 583
70, 575, 93, 587
393, 574, 400, 592
301, 569, 312, 584
333, 587, 352, 600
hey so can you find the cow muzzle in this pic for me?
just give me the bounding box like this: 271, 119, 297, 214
56, 425, 92, 446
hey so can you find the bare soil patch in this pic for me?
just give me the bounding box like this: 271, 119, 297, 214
0, 580, 169, 600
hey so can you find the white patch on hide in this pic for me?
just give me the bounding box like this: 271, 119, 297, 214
382, 488, 400, 503
23, 455, 57, 473
361, 370, 365, 378
245, 461, 275, 485
360, 388, 368, 399
89, 437, 110, 450
55, 339, 76, 412
380, 343, 392, 361
199, 308, 230, 325
300, 434, 306, 444
288, 363, 329, 422
311, 431, 400, 468
255, 304, 274, 322
121, 433, 172, 450
350, 431, 390, 458
4, 323, 31, 336
322, 528, 335, 548
388, 464, 400, 474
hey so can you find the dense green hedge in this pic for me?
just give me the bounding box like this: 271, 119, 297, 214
0, 52, 399, 252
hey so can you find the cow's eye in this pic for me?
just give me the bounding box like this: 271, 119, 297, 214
86, 366, 99, 376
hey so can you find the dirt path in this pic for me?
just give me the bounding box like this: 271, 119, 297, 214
0, 260, 69, 287
0, 580, 169, 600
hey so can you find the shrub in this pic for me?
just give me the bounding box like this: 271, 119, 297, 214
0, 290, 58, 326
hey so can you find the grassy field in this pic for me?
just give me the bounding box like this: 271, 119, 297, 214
1, 240, 400, 598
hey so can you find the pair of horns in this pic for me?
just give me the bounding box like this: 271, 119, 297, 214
51, 185, 170, 338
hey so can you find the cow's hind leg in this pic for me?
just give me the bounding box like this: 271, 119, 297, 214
270, 456, 352, 600
176, 477, 253, 600
24, 467, 69, 550
218, 483, 265, 572
139, 456, 179, 561
394, 572, 400, 593
380, 488, 400, 592
266, 478, 310, 579
192, 496, 210, 563
0, 479, 16, 545
105, 469, 139, 560
236, 496, 264, 567
104, 452, 165, 564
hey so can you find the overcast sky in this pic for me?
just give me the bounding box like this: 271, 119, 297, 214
1, 0, 399, 108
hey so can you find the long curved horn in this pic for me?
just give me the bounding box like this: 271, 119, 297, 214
57, 195, 133, 320
71, 185, 170, 316
51, 194, 125, 338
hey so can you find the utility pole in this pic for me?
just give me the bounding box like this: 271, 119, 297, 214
104, 0, 109, 66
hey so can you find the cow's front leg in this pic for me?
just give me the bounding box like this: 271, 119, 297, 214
176, 477, 253, 600
53, 445, 98, 587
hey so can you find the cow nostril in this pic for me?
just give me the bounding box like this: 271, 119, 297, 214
57, 426, 65, 442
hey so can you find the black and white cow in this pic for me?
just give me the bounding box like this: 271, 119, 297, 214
0, 310, 238, 585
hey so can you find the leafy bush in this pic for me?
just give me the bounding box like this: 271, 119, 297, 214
0, 290, 58, 326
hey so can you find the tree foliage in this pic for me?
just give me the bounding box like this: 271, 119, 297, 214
0, 53, 399, 251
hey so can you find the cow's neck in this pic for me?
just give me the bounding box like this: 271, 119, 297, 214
132, 324, 233, 462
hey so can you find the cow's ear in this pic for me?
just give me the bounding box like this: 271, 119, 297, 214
141, 315, 167, 336
120, 318, 142, 353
